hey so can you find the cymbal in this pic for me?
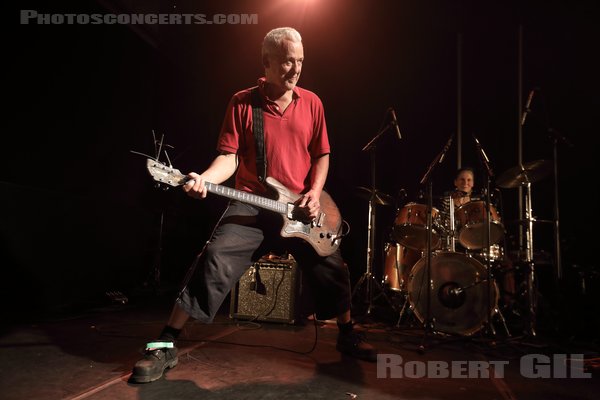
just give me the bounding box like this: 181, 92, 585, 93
355, 186, 395, 205
496, 160, 552, 188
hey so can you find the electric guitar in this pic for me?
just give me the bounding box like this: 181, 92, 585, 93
146, 159, 343, 256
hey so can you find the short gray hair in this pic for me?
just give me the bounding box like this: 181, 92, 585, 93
261, 27, 302, 60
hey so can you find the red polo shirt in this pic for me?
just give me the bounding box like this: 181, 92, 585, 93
217, 78, 330, 195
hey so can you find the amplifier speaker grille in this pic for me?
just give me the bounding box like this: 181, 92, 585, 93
230, 259, 300, 324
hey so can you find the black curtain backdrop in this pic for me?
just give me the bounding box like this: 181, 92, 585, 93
3, 0, 597, 334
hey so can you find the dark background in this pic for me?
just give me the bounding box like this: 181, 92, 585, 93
2, 0, 598, 338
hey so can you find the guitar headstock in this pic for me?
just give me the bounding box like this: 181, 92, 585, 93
146, 159, 187, 187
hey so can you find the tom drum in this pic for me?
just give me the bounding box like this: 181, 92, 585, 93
393, 203, 441, 250
382, 242, 422, 292
455, 201, 505, 250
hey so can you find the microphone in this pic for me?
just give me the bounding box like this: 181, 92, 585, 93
520, 88, 537, 126
438, 135, 454, 164
473, 134, 494, 177
473, 136, 489, 163
397, 188, 407, 201
389, 108, 402, 139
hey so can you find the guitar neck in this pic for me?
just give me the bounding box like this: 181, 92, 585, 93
146, 159, 288, 215
204, 182, 287, 215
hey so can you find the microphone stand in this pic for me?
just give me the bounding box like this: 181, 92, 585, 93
473, 135, 510, 337
546, 126, 572, 283
416, 134, 453, 353
130, 131, 176, 295
352, 112, 399, 317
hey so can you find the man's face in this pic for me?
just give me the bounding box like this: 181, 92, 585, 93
264, 39, 304, 92
454, 171, 474, 193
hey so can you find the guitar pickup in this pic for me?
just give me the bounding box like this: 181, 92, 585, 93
314, 212, 325, 227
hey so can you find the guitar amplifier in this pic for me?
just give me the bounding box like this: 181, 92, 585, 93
230, 255, 301, 324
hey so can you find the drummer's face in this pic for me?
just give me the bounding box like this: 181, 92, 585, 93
454, 171, 474, 193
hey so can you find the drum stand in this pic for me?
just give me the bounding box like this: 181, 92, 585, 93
352, 110, 399, 316
393, 242, 412, 327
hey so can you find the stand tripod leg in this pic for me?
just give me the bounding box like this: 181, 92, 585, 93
395, 293, 411, 328
351, 272, 374, 314
352, 194, 397, 316
372, 276, 396, 309
484, 316, 497, 337
352, 272, 395, 316
494, 306, 511, 337
526, 262, 537, 337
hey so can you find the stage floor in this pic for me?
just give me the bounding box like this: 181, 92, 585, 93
1, 292, 598, 400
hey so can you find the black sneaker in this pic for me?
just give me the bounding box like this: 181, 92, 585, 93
336, 331, 377, 362
130, 342, 179, 383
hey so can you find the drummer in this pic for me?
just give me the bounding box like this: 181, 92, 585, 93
451, 167, 475, 208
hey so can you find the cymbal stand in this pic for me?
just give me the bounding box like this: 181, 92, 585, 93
536, 90, 574, 282
352, 110, 399, 316
522, 177, 537, 337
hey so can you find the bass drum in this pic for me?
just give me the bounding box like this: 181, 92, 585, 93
407, 251, 499, 336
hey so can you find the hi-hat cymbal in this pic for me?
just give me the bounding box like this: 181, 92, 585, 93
355, 186, 395, 205
496, 160, 552, 189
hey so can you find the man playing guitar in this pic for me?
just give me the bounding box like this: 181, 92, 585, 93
131, 27, 376, 384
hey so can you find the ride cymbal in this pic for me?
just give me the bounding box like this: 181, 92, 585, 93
496, 160, 552, 188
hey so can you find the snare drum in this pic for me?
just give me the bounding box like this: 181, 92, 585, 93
455, 200, 505, 250
393, 202, 440, 250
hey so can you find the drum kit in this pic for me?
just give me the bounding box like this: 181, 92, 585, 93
351, 110, 556, 339
381, 193, 505, 336
353, 159, 553, 338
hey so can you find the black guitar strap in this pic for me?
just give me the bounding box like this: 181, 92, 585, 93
251, 87, 267, 183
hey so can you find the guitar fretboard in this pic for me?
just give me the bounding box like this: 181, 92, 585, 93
205, 182, 287, 214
